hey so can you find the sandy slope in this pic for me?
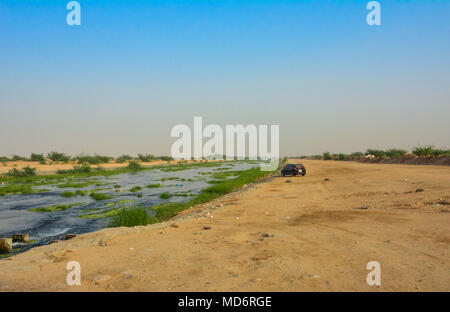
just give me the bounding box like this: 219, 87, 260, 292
0, 160, 449, 291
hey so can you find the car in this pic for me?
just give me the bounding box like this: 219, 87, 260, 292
281, 164, 306, 177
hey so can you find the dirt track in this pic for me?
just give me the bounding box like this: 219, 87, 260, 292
0, 160, 449, 291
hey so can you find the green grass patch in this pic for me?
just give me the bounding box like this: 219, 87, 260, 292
129, 186, 142, 192
159, 192, 172, 199
0, 184, 34, 196
61, 191, 75, 198
146, 183, 162, 188
89, 192, 113, 201
110, 205, 153, 227
30, 202, 85, 212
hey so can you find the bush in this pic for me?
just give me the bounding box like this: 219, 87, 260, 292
127, 160, 142, 171
351, 152, 364, 158
11, 155, 28, 161
6, 166, 36, 177
47, 151, 70, 163
75, 154, 112, 164
30, 153, 46, 163
137, 154, 155, 162
158, 156, 174, 161
116, 155, 133, 163
386, 149, 407, 158
323, 152, 332, 160
412, 146, 433, 157
366, 149, 387, 158
0, 156, 10, 163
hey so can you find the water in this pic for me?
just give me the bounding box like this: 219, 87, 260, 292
0, 162, 255, 249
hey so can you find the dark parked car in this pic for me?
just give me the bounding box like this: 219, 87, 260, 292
281, 164, 306, 177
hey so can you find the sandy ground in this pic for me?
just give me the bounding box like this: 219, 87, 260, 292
0, 159, 216, 174
0, 160, 449, 291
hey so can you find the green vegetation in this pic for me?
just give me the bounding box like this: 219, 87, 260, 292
57, 181, 91, 188
159, 192, 172, 199
79, 208, 122, 219
47, 151, 70, 163
110, 205, 152, 227
307, 145, 449, 160
61, 191, 76, 198
146, 183, 162, 188
89, 192, 113, 201
30, 153, 46, 164
323, 152, 332, 160
75, 190, 88, 196
129, 186, 142, 192
149, 167, 272, 223
30, 202, 85, 212
126, 160, 142, 171
6, 166, 36, 177
105, 199, 135, 207
0, 184, 34, 196
75, 154, 112, 164
137, 154, 155, 162
115, 154, 133, 163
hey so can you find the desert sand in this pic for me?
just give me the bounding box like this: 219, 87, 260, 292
0, 160, 449, 291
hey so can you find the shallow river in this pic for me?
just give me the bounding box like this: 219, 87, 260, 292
0, 162, 255, 252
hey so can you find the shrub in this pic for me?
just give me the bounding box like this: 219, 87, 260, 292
323, 152, 332, 160
129, 186, 142, 192
366, 149, 387, 158
0, 156, 10, 163
412, 146, 434, 157
386, 149, 407, 158
75, 154, 112, 164
6, 166, 36, 177
158, 156, 174, 161
116, 155, 133, 163
137, 154, 155, 162
127, 160, 142, 171
47, 151, 70, 163
11, 155, 28, 161
351, 152, 364, 158
30, 153, 46, 163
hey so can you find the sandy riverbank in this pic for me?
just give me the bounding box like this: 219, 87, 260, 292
0, 160, 449, 291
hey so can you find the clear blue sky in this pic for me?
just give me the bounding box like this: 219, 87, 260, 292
1, 0, 449, 156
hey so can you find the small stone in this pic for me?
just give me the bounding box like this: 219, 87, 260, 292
323, 178, 330, 181
415, 188, 424, 193
0, 238, 12, 253
203, 226, 211, 230
170, 223, 179, 228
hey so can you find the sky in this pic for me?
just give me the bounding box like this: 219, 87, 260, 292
0, 0, 449, 157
